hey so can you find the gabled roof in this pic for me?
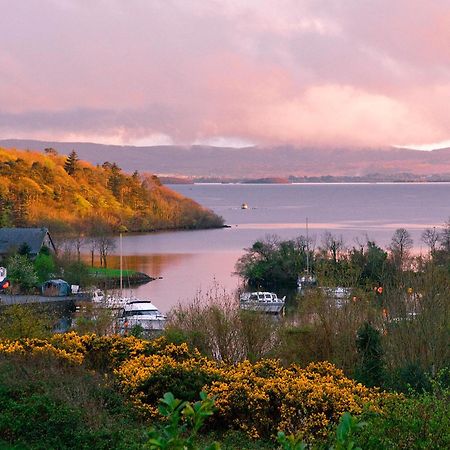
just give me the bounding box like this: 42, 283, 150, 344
0, 227, 54, 255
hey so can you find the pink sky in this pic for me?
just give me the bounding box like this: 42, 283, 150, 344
1, 0, 450, 148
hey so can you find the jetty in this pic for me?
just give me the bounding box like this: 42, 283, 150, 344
0, 294, 88, 306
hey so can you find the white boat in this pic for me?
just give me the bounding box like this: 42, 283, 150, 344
239, 291, 285, 314
321, 287, 352, 308
241, 203, 248, 209
90, 289, 130, 309
297, 274, 318, 291
118, 300, 166, 332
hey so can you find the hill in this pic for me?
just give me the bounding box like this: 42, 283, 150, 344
0, 147, 223, 234
1, 139, 450, 179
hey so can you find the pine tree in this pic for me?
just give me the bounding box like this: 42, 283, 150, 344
64, 150, 79, 175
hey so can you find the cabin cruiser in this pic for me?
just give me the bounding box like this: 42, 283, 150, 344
239, 291, 285, 314
118, 300, 166, 332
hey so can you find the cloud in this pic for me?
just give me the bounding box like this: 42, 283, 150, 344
1, 0, 449, 148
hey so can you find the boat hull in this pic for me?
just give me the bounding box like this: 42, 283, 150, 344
240, 301, 285, 314
118, 315, 166, 332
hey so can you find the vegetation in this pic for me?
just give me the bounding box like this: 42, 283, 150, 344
233, 224, 450, 390
0, 216, 449, 447
147, 391, 219, 449
0, 332, 448, 448
0, 354, 146, 449
0, 333, 386, 445
236, 221, 450, 290
0, 147, 223, 233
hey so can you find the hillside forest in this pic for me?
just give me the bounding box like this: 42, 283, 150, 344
0, 147, 223, 234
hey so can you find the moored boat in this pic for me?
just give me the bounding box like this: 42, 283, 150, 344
239, 291, 285, 314
118, 299, 166, 333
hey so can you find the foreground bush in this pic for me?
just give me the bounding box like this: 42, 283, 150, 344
0, 354, 146, 449
356, 387, 450, 449
0, 333, 385, 443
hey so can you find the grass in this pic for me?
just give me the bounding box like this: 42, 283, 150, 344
89, 267, 138, 278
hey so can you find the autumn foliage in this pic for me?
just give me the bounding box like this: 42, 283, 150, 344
0, 147, 223, 233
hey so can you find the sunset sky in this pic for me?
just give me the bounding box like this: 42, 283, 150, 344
1, 0, 450, 149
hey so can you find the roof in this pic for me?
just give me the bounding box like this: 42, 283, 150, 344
0, 227, 52, 255
43, 279, 70, 286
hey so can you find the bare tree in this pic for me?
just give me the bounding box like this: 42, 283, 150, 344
421, 227, 439, 255
321, 231, 344, 263
389, 228, 413, 269
438, 218, 450, 253
96, 235, 116, 268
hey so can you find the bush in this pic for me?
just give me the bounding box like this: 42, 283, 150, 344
0, 304, 53, 340
356, 389, 450, 449
5, 254, 38, 293
0, 354, 146, 449
0, 333, 388, 443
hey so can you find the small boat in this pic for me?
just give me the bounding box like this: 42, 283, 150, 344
321, 287, 352, 308
241, 203, 248, 209
239, 291, 285, 314
297, 274, 317, 291
118, 299, 166, 332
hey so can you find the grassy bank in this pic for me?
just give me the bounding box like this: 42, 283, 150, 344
89, 267, 154, 286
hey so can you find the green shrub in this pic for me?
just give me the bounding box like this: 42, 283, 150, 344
34, 252, 56, 283
141, 365, 222, 404
0, 354, 146, 449
147, 391, 219, 449
356, 390, 450, 449
0, 305, 53, 340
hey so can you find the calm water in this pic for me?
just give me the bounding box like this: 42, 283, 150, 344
109, 183, 449, 312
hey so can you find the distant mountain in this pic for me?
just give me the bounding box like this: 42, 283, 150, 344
1, 139, 450, 178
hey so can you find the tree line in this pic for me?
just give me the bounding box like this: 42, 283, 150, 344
0, 147, 224, 234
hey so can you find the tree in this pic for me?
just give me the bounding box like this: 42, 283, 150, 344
355, 322, 385, 388
421, 227, 440, 255
438, 218, 450, 253
321, 231, 344, 264
34, 252, 56, 283
64, 150, 79, 175
235, 236, 306, 289
44, 147, 58, 156
6, 254, 38, 293
389, 228, 413, 269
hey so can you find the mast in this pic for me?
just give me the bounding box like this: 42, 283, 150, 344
306, 217, 310, 275
120, 230, 123, 295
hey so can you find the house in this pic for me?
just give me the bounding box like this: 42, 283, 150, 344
0, 227, 56, 261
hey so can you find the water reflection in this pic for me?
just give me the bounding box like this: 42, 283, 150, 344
106, 253, 193, 279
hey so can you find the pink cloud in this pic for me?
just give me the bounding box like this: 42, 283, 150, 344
0, 0, 449, 148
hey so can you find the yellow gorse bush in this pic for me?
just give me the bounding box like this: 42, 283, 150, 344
0, 332, 388, 441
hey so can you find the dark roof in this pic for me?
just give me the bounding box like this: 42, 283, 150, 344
0, 227, 51, 255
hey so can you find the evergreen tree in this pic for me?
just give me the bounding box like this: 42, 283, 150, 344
107, 163, 124, 200
64, 150, 79, 175
355, 322, 385, 387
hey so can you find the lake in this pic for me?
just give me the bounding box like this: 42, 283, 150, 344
108, 183, 450, 313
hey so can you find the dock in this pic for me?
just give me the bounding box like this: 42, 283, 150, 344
0, 294, 89, 306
